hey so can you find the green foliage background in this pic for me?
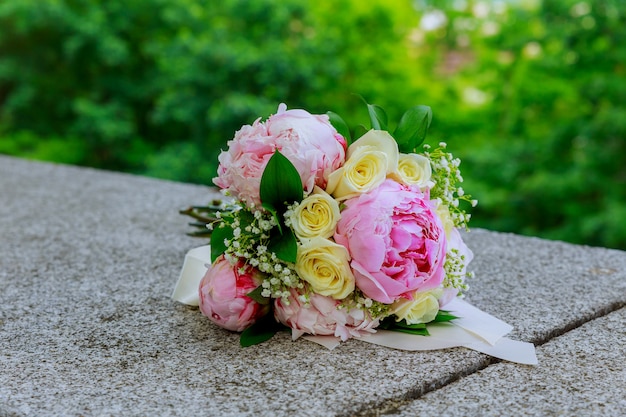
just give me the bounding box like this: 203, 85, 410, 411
1, 0, 624, 249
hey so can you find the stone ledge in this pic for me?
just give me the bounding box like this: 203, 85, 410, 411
1, 155, 625, 416
389, 307, 626, 417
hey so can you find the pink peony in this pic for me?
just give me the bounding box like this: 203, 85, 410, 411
198, 255, 269, 332
334, 179, 447, 304
214, 103, 346, 206
274, 289, 379, 341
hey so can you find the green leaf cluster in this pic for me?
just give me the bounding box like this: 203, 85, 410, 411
179, 200, 228, 238
259, 151, 302, 263
240, 314, 288, 347
329, 97, 433, 154
260, 151, 303, 223
379, 310, 458, 337
208, 150, 303, 346
210, 224, 234, 263
205, 150, 302, 265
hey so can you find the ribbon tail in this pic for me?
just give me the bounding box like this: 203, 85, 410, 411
172, 245, 212, 306
463, 337, 538, 365
446, 298, 513, 345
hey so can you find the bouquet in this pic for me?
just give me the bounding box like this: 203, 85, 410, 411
176, 100, 480, 347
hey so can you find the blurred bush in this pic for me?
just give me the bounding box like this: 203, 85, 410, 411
0, 0, 624, 249
412, 0, 626, 249
0, 0, 418, 181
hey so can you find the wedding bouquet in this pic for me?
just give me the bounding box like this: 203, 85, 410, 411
177, 100, 479, 347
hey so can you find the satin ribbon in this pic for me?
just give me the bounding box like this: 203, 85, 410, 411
173, 245, 537, 365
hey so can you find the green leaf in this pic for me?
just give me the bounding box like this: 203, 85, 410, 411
367, 103, 388, 130
432, 310, 458, 323
187, 229, 213, 238
188, 221, 213, 229
393, 320, 428, 330
393, 105, 432, 153
390, 327, 430, 336
268, 226, 298, 263
210, 223, 233, 262
240, 314, 284, 347
237, 209, 255, 229
355, 95, 388, 130
259, 151, 303, 210
352, 124, 368, 141
378, 317, 430, 336
377, 317, 393, 330
179, 205, 229, 223
327, 111, 352, 145
246, 286, 270, 305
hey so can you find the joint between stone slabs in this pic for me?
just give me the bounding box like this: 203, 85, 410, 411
529, 300, 626, 346
339, 299, 626, 417
337, 355, 497, 417
529, 299, 626, 347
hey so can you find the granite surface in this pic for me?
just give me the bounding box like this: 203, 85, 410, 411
390, 308, 626, 417
1, 155, 625, 416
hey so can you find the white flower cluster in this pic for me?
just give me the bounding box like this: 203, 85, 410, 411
218, 205, 304, 304
443, 248, 473, 294
424, 142, 477, 230
282, 202, 299, 229
338, 290, 390, 318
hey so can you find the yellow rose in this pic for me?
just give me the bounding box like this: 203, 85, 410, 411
326, 130, 399, 200
295, 236, 355, 299
291, 187, 341, 239
393, 153, 433, 189
391, 289, 443, 325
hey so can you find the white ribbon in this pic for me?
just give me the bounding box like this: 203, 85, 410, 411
173, 245, 537, 365
172, 245, 210, 306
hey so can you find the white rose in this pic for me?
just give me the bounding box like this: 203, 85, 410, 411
325, 130, 399, 200
295, 237, 355, 299
290, 187, 341, 239
391, 289, 443, 324
393, 153, 434, 189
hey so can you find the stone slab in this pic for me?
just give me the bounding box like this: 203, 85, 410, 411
1, 155, 625, 416
389, 307, 626, 417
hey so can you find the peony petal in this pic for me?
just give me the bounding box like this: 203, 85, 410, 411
349, 232, 386, 272
351, 261, 397, 303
